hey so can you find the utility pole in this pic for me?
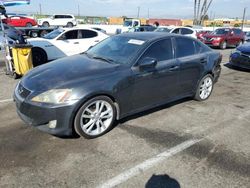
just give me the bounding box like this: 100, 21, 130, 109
39, 3, 42, 15
241, 7, 247, 30
137, 7, 140, 18
78, 4, 80, 17
194, 0, 197, 25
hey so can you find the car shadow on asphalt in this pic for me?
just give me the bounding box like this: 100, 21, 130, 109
224, 63, 250, 73
118, 97, 191, 125
145, 174, 181, 188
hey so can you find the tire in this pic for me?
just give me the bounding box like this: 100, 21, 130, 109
220, 41, 227, 49
26, 22, 32, 27
40, 30, 48, 37
42, 22, 50, 27
74, 96, 116, 139
31, 48, 47, 67
236, 40, 243, 47
30, 31, 38, 38
66, 22, 73, 28
194, 74, 214, 101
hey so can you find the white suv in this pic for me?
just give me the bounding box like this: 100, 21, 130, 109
37, 14, 77, 28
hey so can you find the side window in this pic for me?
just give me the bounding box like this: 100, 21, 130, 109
194, 41, 209, 54
140, 39, 173, 62
65, 15, 73, 19
181, 28, 193, 35
59, 30, 78, 40
175, 37, 196, 58
172, 28, 180, 34
80, 30, 98, 39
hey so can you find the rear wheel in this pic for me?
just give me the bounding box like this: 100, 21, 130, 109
26, 22, 32, 27
66, 22, 73, 28
32, 48, 47, 67
194, 74, 214, 101
30, 31, 38, 38
220, 41, 227, 49
74, 96, 116, 139
42, 22, 50, 27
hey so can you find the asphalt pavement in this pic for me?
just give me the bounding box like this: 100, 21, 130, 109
0, 49, 249, 188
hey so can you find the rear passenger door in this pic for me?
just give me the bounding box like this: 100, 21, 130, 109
175, 37, 206, 95
77, 29, 99, 52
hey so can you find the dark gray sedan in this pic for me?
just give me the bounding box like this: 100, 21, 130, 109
14, 32, 222, 138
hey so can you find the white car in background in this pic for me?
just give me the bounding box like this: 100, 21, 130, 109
170, 27, 197, 39
28, 27, 108, 66
37, 14, 77, 28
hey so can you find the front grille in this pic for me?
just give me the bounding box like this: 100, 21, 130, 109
17, 84, 31, 99
204, 37, 213, 42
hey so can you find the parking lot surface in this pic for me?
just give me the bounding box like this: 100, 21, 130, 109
0, 49, 249, 188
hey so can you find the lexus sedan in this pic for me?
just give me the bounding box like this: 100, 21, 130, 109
14, 32, 222, 139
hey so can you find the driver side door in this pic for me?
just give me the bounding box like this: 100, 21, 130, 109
131, 38, 180, 111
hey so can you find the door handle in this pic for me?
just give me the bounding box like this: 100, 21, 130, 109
169, 66, 179, 72
200, 58, 207, 63
94, 40, 100, 42
74, 42, 79, 44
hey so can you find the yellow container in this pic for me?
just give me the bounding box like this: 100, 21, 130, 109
12, 45, 33, 76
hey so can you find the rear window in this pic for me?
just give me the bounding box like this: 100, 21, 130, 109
175, 37, 196, 58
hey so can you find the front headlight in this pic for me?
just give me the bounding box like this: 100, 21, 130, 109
213, 37, 222, 41
31, 89, 76, 104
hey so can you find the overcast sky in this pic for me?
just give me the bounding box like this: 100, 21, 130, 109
5, 0, 250, 19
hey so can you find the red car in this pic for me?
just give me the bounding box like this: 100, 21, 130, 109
200, 28, 245, 49
3, 16, 37, 27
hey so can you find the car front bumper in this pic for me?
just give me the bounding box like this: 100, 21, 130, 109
14, 85, 78, 136
230, 52, 250, 70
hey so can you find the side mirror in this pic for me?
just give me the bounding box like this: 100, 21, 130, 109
138, 57, 157, 70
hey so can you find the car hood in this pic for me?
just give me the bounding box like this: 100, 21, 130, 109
21, 54, 120, 92
237, 43, 250, 53
27, 38, 50, 43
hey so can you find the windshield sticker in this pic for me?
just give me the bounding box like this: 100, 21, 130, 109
128, 39, 145, 45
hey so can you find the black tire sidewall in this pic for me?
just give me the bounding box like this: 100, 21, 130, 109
194, 74, 214, 101
32, 48, 47, 67
74, 96, 116, 139
42, 22, 49, 27
67, 22, 73, 28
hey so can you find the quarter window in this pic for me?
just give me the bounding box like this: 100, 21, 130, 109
140, 39, 173, 62
175, 37, 196, 57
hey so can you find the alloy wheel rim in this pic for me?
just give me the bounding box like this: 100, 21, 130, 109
80, 100, 113, 136
199, 77, 213, 100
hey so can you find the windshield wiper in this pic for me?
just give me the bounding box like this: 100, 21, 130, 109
92, 55, 115, 64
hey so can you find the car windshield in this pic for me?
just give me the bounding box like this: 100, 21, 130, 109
155, 28, 171, 32
212, 29, 230, 35
43, 28, 64, 39
123, 21, 132, 27
86, 36, 146, 65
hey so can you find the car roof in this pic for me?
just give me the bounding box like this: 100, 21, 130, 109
118, 32, 180, 42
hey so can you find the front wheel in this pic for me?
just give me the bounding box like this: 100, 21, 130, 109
74, 96, 116, 139
220, 41, 227, 49
194, 74, 214, 101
